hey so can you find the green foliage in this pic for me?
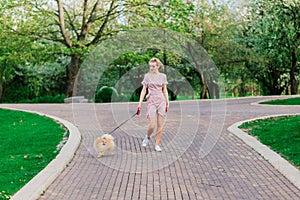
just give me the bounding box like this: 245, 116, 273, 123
239, 115, 300, 169
19, 94, 66, 104
2, 57, 67, 103
0, 24, 32, 102
0, 0, 299, 101
1, 0, 154, 97
95, 87, 118, 103
176, 0, 249, 97
129, 0, 194, 32
241, 0, 300, 95
0, 0, 67, 102
96, 49, 204, 101
0, 109, 65, 198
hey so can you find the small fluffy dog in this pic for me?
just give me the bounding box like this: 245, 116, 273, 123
93, 134, 115, 157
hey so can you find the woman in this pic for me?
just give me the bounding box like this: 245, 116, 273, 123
137, 58, 169, 152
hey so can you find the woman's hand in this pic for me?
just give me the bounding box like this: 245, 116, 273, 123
165, 101, 169, 112
137, 103, 142, 115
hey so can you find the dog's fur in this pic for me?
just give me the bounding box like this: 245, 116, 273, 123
93, 134, 115, 157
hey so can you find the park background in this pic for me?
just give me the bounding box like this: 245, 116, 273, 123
0, 0, 299, 103
1, 1, 300, 199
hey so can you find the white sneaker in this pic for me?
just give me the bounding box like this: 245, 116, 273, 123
142, 138, 149, 147
155, 145, 162, 152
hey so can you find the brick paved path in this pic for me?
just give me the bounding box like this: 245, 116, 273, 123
2, 96, 300, 199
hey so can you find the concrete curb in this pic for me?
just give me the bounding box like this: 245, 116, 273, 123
1, 107, 81, 200
250, 95, 300, 107
228, 113, 300, 190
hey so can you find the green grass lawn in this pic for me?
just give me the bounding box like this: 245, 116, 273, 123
0, 109, 66, 200
260, 97, 300, 105
239, 115, 300, 169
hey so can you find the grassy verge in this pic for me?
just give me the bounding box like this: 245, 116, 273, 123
260, 97, 300, 105
239, 115, 300, 169
0, 109, 66, 199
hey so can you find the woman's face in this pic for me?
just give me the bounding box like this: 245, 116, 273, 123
149, 62, 159, 73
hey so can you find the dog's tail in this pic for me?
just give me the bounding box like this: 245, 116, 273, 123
102, 134, 114, 140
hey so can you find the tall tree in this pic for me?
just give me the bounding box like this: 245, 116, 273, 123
0, 1, 36, 102
188, 0, 244, 98
1, 0, 149, 97
242, 0, 300, 95
130, 0, 222, 99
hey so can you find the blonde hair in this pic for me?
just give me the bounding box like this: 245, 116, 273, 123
149, 58, 164, 71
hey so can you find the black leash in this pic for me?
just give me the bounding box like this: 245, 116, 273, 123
107, 108, 140, 135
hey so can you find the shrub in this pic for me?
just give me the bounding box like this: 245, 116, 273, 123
95, 87, 118, 103
19, 94, 66, 103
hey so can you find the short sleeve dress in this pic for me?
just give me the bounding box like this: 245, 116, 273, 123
141, 72, 168, 119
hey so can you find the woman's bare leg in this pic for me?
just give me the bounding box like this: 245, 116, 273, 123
147, 118, 156, 138
155, 115, 164, 145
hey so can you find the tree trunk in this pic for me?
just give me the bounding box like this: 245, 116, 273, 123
208, 81, 215, 99
0, 79, 3, 103
290, 49, 297, 95
200, 72, 209, 99
0, 67, 5, 103
215, 83, 220, 98
66, 54, 82, 97
163, 50, 168, 74
169, 90, 177, 101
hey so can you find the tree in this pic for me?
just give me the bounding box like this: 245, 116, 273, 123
129, 0, 220, 99
1, 0, 150, 97
187, 0, 245, 98
0, 7, 34, 102
242, 0, 300, 95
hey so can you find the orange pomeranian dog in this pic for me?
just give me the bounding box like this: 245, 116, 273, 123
93, 134, 115, 157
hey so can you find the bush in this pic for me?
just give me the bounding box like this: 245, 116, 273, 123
95, 87, 118, 103
19, 94, 66, 103
2, 57, 67, 103
129, 94, 140, 102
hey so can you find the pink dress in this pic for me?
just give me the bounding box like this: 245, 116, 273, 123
141, 72, 168, 119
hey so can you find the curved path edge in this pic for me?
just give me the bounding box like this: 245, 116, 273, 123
1, 107, 82, 200
228, 113, 300, 190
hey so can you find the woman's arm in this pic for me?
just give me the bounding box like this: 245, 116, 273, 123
162, 85, 169, 112
138, 85, 147, 109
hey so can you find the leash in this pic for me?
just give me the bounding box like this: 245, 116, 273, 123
107, 108, 141, 135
